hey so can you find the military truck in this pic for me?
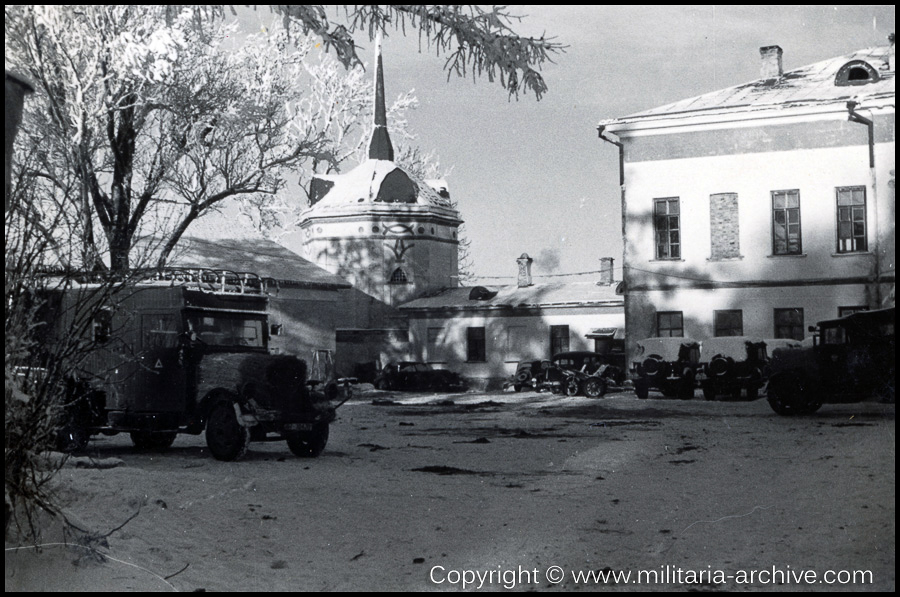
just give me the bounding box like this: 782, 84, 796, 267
44, 269, 340, 460
766, 307, 895, 415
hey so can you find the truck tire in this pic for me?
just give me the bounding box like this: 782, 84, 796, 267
206, 402, 250, 461
287, 423, 329, 458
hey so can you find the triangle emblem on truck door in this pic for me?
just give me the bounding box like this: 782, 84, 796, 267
154, 359, 163, 369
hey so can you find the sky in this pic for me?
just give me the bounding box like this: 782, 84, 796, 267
237, 5, 895, 283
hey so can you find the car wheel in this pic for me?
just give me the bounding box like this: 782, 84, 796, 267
767, 375, 819, 416
286, 423, 329, 458
206, 402, 250, 461
130, 431, 177, 451
583, 378, 607, 398
564, 378, 580, 397
513, 384, 523, 393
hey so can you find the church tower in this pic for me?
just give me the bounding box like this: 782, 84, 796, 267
297, 35, 462, 306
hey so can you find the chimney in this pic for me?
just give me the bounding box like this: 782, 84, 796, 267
889, 33, 895, 73
759, 45, 783, 80
599, 257, 614, 285
516, 253, 533, 288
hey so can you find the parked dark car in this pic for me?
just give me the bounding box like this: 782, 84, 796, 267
697, 337, 768, 400
506, 351, 625, 397
374, 362, 468, 392
767, 307, 895, 415
631, 337, 700, 400
508, 359, 551, 392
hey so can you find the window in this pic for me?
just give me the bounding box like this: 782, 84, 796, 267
654, 198, 681, 259
389, 268, 409, 284
774, 308, 804, 341
550, 325, 570, 356
836, 186, 867, 253
772, 190, 802, 255
466, 327, 486, 362
92, 307, 113, 344
838, 306, 868, 318
143, 314, 179, 349
714, 310, 743, 337
657, 311, 684, 337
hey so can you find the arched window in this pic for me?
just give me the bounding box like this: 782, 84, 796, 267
834, 60, 879, 86
389, 268, 409, 284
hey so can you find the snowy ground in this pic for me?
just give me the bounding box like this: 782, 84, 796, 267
5, 388, 895, 591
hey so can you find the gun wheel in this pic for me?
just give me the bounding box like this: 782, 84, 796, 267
287, 423, 329, 458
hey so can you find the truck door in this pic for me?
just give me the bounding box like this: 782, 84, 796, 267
122, 313, 188, 414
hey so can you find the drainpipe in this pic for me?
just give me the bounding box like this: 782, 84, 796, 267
598, 124, 631, 359
846, 101, 880, 307
597, 125, 625, 245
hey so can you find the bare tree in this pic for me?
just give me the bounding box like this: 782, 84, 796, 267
6, 5, 562, 273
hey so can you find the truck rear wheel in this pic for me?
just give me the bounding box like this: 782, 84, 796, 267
206, 402, 250, 461
287, 423, 329, 458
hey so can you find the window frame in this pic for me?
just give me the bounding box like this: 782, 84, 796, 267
656, 311, 684, 338
714, 310, 743, 337
835, 186, 867, 254
771, 189, 802, 256
774, 308, 804, 341
549, 325, 570, 357
466, 326, 486, 363
653, 197, 681, 260
388, 267, 409, 284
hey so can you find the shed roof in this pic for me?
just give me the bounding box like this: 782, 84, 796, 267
400, 281, 624, 312
170, 236, 352, 290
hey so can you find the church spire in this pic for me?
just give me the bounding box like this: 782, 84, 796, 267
368, 32, 395, 161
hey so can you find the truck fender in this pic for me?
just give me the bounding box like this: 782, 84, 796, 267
200, 390, 259, 428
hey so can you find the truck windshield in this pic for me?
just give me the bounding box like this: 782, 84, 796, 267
187, 314, 265, 348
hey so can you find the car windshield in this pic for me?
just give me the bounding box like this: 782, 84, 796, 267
186, 313, 265, 349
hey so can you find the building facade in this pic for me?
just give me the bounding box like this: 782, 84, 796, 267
400, 254, 625, 389
598, 40, 895, 365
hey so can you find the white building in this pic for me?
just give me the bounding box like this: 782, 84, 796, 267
400, 254, 625, 389
598, 40, 895, 364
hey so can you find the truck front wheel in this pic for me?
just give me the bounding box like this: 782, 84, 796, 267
287, 423, 329, 458
205, 402, 250, 461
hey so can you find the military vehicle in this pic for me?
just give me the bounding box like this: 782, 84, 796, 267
766, 307, 894, 415
44, 269, 341, 460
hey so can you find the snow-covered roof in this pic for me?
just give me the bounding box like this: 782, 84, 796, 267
306, 159, 453, 212
399, 281, 624, 312
170, 236, 352, 290
600, 43, 895, 127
